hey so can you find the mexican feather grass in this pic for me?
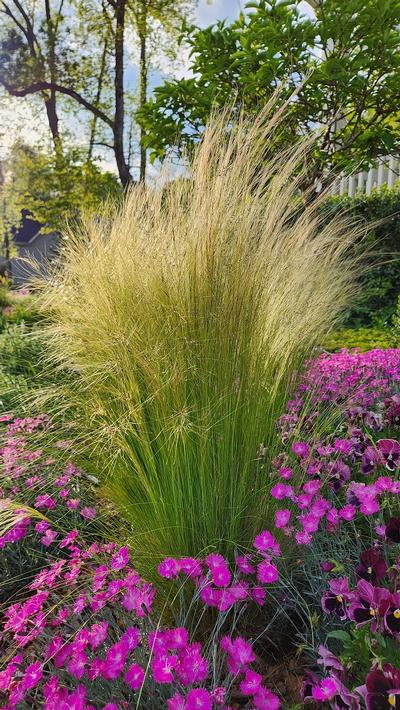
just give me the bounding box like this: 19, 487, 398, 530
35, 105, 361, 578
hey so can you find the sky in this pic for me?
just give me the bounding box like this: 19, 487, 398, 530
0, 1, 315, 170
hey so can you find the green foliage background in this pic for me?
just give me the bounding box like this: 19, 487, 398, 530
323, 189, 400, 330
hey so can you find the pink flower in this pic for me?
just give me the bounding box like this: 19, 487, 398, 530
271, 483, 293, 500
59, 530, 79, 548
67, 498, 80, 510
253, 530, 281, 556
80, 506, 96, 519
124, 662, 144, 690
205, 554, 231, 587
111, 546, 129, 571
176, 645, 208, 685
274, 509, 291, 528
295, 531, 312, 545
312, 677, 337, 701
158, 557, 181, 579
235, 554, 255, 574
252, 586, 266, 606
167, 693, 186, 710
339, 505, 356, 521
151, 653, 178, 683
185, 689, 212, 709
223, 636, 255, 674
168, 627, 189, 649
292, 441, 310, 458
89, 621, 108, 650
120, 626, 140, 651
253, 687, 281, 709
257, 560, 279, 584
67, 652, 87, 679
35, 494, 56, 510
179, 557, 202, 578
279, 466, 293, 480
40, 529, 58, 546
102, 641, 128, 680
360, 498, 380, 515
240, 668, 263, 695
21, 662, 42, 690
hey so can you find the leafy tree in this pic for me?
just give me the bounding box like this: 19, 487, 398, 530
138, 0, 400, 187
1, 144, 122, 237
0, 0, 195, 185
130, 0, 195, 181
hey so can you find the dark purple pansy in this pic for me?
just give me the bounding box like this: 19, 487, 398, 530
385, 394, 400, 428
301, 671, 320, 704
385, 518, 400, 544
356, 548, 387, 586
348, 579, 390, 630
377, 439, 400, 472
365, 664, 400, 710
322, 577, 350, 621
361, 447, 381, 476
384, 591, 400, 635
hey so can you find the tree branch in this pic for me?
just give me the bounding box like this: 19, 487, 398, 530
2, 80, 114, 128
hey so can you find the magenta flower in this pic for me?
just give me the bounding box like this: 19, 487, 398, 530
312, 677, 338, 701
253, 530, 281, 556
185, 688, 212, 709
102, 641, 128, 680
179, 557, 202, 578
257, 560, 279, 584
270, 482, 293, 500
279, 466, 293, 480
80, 506, 97, 519
151, 653, 178, 683
158, 557, 181, 579
274, 509, 291, 528
235, 554, 255, 574
253, 687, 281, 709
348, 579, 390, 629
339, 505, 356, 522
124, 662, 144, 690
205, 553, 231, 587
21, 661, 42, 691
240, 668, 263, 694
177, 646, 208, 685
168, 627, 189, 650
111, 546, 129, 571
292, 441, 310, 458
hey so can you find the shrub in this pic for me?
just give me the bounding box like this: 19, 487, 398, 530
0, 287, 42, 333
323, 189, 400, 328
323, 327, 395, 352
37, 107, 360, 579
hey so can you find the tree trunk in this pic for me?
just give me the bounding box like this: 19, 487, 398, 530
114, 0, 132, 187
45, 91, 61, 151
139, 17, 148, 182
44, 0, 62, 155
88, 33, 109, 163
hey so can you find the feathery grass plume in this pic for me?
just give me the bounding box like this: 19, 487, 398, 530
36, 103, 361, 579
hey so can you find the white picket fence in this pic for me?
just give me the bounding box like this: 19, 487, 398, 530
329, 156, 400, 197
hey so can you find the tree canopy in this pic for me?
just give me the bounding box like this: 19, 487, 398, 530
138, 0, 400, 187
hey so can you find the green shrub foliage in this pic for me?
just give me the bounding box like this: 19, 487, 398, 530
324, 189, 400, 328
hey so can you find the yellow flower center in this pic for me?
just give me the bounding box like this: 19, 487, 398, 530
389, 694, 396, 707
369, 607, 375, 616
367, 566, 373, 574
394, 609, 400, 619
336, 595, 343, 603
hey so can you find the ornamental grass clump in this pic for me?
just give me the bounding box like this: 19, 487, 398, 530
37, 105, 360, 575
